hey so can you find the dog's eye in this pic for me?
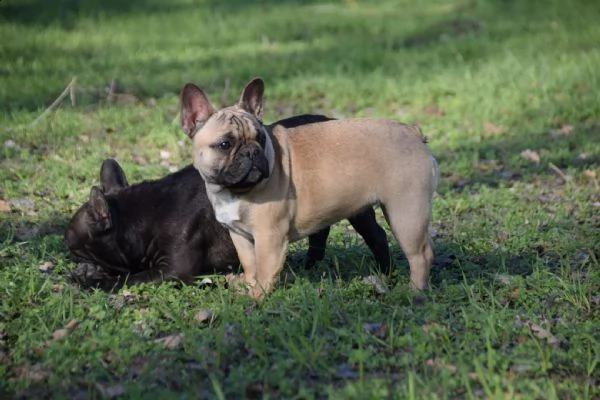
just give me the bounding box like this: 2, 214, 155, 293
218, 141, 231, 150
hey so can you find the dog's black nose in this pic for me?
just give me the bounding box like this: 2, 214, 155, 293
242, 146, 261, 159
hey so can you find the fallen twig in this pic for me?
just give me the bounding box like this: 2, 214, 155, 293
31, 77, 77, 125
548, 162, 570, 182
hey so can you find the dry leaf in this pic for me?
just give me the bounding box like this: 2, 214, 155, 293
363, 322, 388, 339
425, 359, 478, 380
39, 261, 55, 272
549, 124, 575, 138
560, 124, 574, 135
52, 328, 69, 341
132, 153, 148, 165
422, 322, 448, 334
483, 122, 505, 135
423, 106, 446, 116
515, 335, 527, 344
529, 324, 559, 345
66, 319, 79, 330
493, 274, 512, 285
425, 358, 457, 372
509, 288, 521, 301
154, 333, 184, 350
95, 382, 126, 398
520, 149, 540, 164
15, 363, 49, 382
0, 199, 10, 212
362, 275, 389, 294
194, 309, 213, 323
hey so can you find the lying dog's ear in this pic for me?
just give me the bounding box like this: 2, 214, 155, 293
89, 186, 112, 232
100, 159, 129, 194
238, 77, 264, 119
180, 83, 215, 138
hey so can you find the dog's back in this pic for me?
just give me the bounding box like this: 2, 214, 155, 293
273, 118, 437, 235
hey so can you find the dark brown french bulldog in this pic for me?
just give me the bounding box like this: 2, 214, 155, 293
65, 115, 391, 291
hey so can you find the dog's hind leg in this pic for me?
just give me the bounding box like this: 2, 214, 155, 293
348, 207, 391, 274
381, 197, 434, 290
305, 227, 330, 269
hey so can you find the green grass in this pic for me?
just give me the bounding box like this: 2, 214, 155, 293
1, 0, 599, 398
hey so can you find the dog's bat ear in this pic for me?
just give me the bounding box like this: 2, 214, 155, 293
239, 77, 264, 119
180, 83, 215, 138
100, 159, 129, 194
89, 186, 112, 232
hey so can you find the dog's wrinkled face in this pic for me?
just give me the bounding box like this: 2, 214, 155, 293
180, 78, 271, 192
64, 160, 130, 272
64, 187, 124, 270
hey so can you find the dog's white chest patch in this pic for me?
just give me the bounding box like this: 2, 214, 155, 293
213, 193, 241, 226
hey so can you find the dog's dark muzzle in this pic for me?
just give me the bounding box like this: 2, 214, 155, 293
217, 145, 269, 190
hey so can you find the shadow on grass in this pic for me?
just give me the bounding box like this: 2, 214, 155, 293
437, 123, 600, 194
290, 238, 537, 290
0, 0, 324, 28
0, 0, 190, 28
0, 213, 69, 250
4, 0, 594, 111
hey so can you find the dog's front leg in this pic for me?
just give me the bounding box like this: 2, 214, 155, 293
251, 228, 289, 300
228, 230, 258, 290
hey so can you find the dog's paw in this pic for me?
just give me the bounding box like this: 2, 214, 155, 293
68, 263, 116, 289
247, 286, 266, 301
225, 273, 269, 300
225, 273, 250, 295
225, 272, 243, 284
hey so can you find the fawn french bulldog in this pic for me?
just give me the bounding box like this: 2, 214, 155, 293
180, 78, 438, 299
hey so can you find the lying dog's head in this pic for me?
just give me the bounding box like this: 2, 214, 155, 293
180, 78, 271, 192
64, 159, 130, 272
